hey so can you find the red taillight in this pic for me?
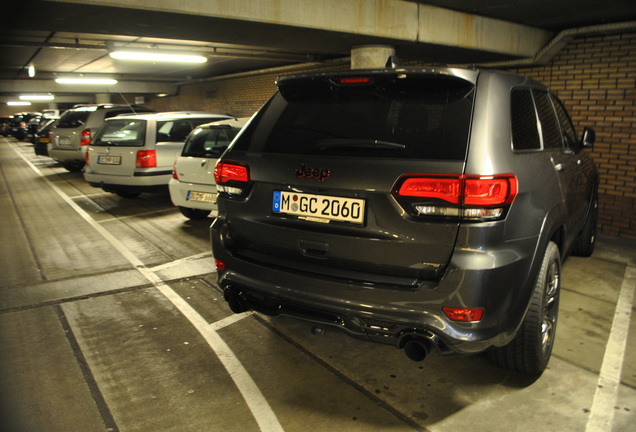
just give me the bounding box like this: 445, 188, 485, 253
85, 148, 90, 165
464, 176, 517, 206
443, 307, 484, 322
338, 77, 372, 84
80, 129, 91, 146
214, 162, 249, 184
398, 176, 461, 204
136, 150, 157, 168
395, 174, 517, 221
215, 259, 225, 271
172, 162, 178, 180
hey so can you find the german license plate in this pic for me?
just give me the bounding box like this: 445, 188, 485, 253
186, 191, 217, 203
272, 191, 365, 224
97, 155, 121, 165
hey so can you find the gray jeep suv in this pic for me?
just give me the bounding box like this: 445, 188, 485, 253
210, 67, 598, 376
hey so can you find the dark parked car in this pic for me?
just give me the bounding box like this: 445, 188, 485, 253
26, 114, 47, 143
211, 67, 598, 376
8, 112, 39, 141
33, 118, 59, 156
1, 115, 11, 136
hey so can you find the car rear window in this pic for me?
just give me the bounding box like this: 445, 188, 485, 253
235, 74, 474, 160
156, 118, 224, 142
92, 119, 146, 147
182, 126, 241, 157
57, 111, 91, 128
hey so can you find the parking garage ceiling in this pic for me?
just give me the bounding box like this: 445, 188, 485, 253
1, 0, 635, 103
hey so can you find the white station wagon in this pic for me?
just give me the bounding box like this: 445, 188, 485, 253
84, 112, 232, 198
169, 117, 249, 219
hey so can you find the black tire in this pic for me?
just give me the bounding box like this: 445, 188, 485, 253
488, 241, 561, 376
178, 206, 211, 220
62, 162, 84, 172
115, 190, 141, 199
572, 192, 598, 257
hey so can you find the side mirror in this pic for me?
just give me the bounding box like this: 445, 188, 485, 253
581, 127, 595, 149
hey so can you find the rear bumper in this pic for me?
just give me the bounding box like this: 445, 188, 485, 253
49, 147, 84, 163
168, 178, 218, 210
211, 217, 541, 355
84, 169, 171, 189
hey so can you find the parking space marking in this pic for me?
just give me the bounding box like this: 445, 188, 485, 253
149, 251, 213, 271
586, 265, 636, 432
95, 208, 178, 223
210, 311, 255, 331
12, 143, 285, 432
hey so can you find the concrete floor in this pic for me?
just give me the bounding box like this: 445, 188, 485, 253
0, 137, 634, 432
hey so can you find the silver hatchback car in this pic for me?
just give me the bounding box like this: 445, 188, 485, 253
84, 112, 232, 198
169, 117, 249, 219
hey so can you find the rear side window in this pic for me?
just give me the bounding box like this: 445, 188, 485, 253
182, 126, 240, 157
237, 75, 474, 160
532, 90, 561, 149
511, 89, 541, 151
157, 118, 222, 142
92, 119, 146, 147
57, 111, 90, 128
551, 95, 580, 152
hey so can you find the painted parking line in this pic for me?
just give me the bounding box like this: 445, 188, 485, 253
12, 143, 285, 432
586, 265, 636, 432
148, 251, 213, 271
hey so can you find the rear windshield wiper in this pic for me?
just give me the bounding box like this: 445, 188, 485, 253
317, 139, 406, 151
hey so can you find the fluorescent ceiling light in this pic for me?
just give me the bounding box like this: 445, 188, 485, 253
28, 64, 35, 78
20, 94, 55, 101
7, 101, 32, 106
55, 77, 118, 85
110, 50, 207, 63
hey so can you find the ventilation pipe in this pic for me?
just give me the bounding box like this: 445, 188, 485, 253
351, 45, 395, 69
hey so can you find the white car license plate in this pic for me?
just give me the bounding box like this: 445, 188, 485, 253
187, 191, 217, 203
272, 191, 365, 224
59, 137, 72, 146
97, 155, 122, 165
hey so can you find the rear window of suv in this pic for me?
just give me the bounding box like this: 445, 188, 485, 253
57, 110, 92, 128
236, 74, 475, 160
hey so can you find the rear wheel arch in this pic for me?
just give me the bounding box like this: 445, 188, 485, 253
488, 240, 561, 375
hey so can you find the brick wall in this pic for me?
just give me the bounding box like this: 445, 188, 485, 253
145, 73, 277, 116
145, 33, 636, 240
145, 61, 348, 117
512, 32, 636, 240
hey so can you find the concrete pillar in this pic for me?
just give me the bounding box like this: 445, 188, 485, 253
351, 45, 395, 69
95, 94, 111, 104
